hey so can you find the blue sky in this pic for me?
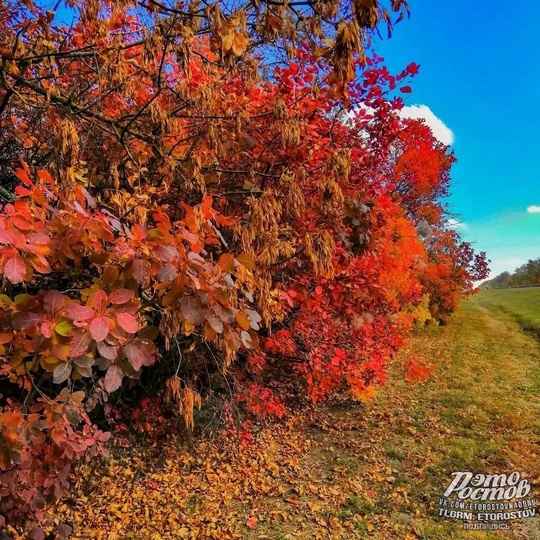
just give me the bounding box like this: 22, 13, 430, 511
374, 0, 540, 279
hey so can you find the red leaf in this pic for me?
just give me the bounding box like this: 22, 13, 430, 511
3, 255, 26, 284
28, 527, 45, 540
180, 297, 207, 325
11, 216, 33, 231
97, 340, 117, 360
64, 304, 94, 321
400, 85, 412, 93
123, 341, 148, 371
14, 168, 33, 186
156, 263, 178, 282
116, 312, 138, 333
44, 291, 66, 312
0, 228, 21, 245
104, 365, 123, 393
70, 330, 92, 357
131, 259, 146, 284
109, 288, 135, 304
89, 289, 108, 313
200, 194, 216, 219
37, 169, 54, 184
29, 254, 51, 274
90, 316, 110, 342
406, 62, 420, 75
12, 312, 46, 331
0, 332, 13, 344
41, 320, 53, 338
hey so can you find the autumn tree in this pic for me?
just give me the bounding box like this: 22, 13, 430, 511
0, 0, 487, 531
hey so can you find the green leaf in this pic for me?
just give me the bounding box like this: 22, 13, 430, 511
55, 320, 74, 337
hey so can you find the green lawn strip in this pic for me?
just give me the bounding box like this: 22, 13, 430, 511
379, 294, 540, 539
476, 288, 540, 339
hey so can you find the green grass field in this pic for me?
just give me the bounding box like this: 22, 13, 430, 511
477, 288, 540, 337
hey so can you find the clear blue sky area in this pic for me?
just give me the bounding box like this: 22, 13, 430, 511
374, 0, 540, 278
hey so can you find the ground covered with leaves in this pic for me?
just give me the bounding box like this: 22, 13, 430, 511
10, 292, 540, 540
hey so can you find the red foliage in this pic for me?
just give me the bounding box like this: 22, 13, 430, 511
404, 355, 436, 385
0, 0, 488, 530
0, 390, 110, 528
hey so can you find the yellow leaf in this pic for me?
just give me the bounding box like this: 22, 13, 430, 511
221, 31, 234, 54
232, 33, 248, 56
237, 252, 255, 271
40, 355, 60, 372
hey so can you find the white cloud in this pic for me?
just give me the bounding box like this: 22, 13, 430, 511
399, 104, 454, 146
447, 218, 467, 230
527, 205, 540, 213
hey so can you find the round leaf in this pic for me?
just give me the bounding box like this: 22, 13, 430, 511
55, 320, 74, 337
4, 255, 26, 284
53, 362, 72, 384
116, 312, 138, 333
109, 289, 135, 305
104, 365, 123, 393
90, 316, 110, 342
218, 253, 235, 273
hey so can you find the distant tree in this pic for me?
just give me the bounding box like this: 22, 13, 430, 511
481, 271, 511, 289
513, 259, 540, 286
482, 259, 540, 289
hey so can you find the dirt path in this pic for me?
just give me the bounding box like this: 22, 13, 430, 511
45, 296, 540, 539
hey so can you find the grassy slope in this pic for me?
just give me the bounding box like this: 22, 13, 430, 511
476, 288, 540, 337
43, 290, 540, 540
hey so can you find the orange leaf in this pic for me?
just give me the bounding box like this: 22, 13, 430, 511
235, 312, 251, 331
219, 253, 235, 273
14, 168, 32, 186
200, 195, 215, 219
37, 169, 54, 184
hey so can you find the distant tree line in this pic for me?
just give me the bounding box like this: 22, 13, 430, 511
482, 259, 540, 289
